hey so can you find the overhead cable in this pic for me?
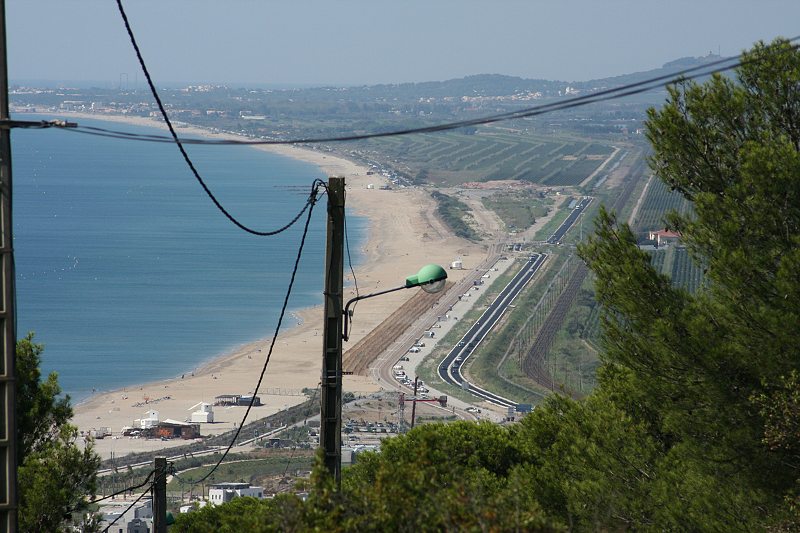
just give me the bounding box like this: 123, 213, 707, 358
88, 469, 156, 507
114, 0, 318, 237
182, 178, 323, 486
282, 384, 320, 478
42, 36, 800, 148
100, 469, 157, 532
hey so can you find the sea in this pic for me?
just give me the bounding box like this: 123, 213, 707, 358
11, 116, 365, 401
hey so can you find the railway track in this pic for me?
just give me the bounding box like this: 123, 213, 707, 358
521, 154, 644, 392
521, 263, 587, 394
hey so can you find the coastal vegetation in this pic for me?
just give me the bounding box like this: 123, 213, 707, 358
167, 454, 315, 493
429, 190, 479, 240
174, 39, 800, 531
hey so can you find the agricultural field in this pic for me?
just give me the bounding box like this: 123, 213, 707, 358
670, 247, 706, 293
355, 129, 614, 186
650, 247, 667, 270
633, 178, 692, 234
647, 247, 705, 293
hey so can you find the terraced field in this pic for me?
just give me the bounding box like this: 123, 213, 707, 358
670, 247, 705, 293
647, 247, 705, 293
633, 178, 692, 233
358, 130, 614, 186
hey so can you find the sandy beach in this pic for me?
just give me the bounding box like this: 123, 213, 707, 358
43, 111, 489, 457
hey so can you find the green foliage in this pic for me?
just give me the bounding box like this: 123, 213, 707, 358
16, 333, 101, 532
173, 450, 355, 533
343, 422, 559, 531
16, 333, 72, 462
430, 190, 478, 240
176, 427, 560, 532
511, 392, 660, 527
576, 38, 800, 529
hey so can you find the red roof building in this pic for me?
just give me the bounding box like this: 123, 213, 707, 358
648, 229, 681, 247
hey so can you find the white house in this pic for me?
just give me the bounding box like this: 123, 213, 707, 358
208, 482, 265, 504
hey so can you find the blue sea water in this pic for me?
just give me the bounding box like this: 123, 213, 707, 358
11, 116, 364, 401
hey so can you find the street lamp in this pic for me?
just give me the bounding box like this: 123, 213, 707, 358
342, 264, 448, 341
322, 178, 450, 489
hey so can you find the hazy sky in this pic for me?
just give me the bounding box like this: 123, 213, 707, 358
8, 1, 800, 87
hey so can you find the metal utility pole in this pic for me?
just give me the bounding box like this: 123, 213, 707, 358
320, 177, 345, 488
0, 0, 17, 530
152, 457, 167, 533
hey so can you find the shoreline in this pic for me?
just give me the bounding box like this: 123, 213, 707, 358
35, 109, 371, 408
25, 109, 485, 457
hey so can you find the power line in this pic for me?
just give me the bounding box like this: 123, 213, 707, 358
344, 195, 360, 322
66, 466, 158, 518
281, 384, 320, 478
329, 187, 360, 345
89, 470, 156, 506
100, 469, 157, 533
183, 178, 323, 486
38, 36, 800, 149
114, 0, 317, 237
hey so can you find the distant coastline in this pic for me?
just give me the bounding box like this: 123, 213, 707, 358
50, 109, 364, 395
21, 108, 483, 458
15, 110, 350, 403
11, 108, 363, 188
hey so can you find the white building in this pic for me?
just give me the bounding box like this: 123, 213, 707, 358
189, 402, 214, 423
208, 482, 265, 504
137, 410, 159, 429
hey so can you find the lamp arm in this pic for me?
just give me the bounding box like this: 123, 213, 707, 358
342, 284, 410, 341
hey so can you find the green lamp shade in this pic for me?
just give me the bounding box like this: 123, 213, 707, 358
405, 264, 448, 293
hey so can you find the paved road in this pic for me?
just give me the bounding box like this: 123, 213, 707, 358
546, 196, 592, 245
367, 241, 508, 419
437, 253, 548, 408
371, 242, 503, 387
